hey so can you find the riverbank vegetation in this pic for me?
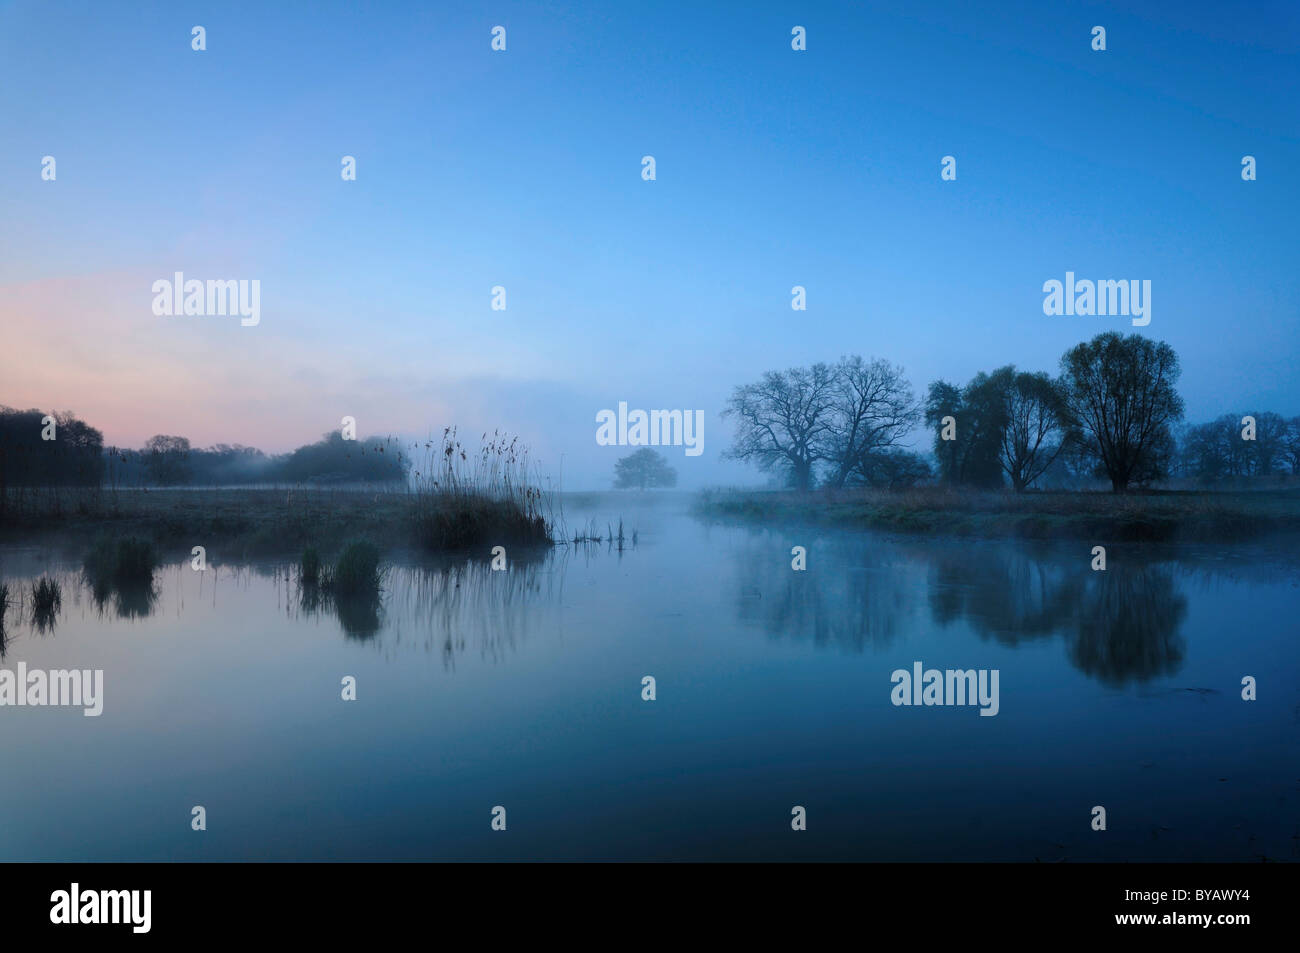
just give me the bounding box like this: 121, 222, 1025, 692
695, 485, 1300, 542
0, 426, 556, 555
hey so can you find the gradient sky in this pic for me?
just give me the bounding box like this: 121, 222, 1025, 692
1, 0, 1296, 488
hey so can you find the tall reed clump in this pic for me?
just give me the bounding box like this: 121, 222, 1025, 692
327, 540, 382, 596
0, 581, 10, 630
410, 428, 553, 551
302, 540, 384, 639
84, 536, 160, 589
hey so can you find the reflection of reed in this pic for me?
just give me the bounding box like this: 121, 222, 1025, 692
0, 584, 10, 658
384, 554, 561, 667
29, 577, 62, 634
0, 569, 79, 640
274, 547, 567, 665
298, 583, 383, 640
88, 576, 159, 620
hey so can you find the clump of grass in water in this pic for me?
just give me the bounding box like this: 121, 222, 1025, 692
300, 541, 384, 639
83, 536, 161, 618
84, 536, 160, 588
324, 540, 381, 596
410, 428, 553, 551
31, 577, 61, 612
31, 577, 62, 632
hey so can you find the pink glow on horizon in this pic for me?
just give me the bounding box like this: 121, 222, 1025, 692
0, 273, 461, 453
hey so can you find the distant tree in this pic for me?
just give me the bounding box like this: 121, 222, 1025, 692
1179, 419, 1230, 482
925, 368, 1012, 488
189, 444, 272, 485
275, 431, 408, 484
1285, 417, 1300, 475
723, 363, 837, 491
999, 371, 1072, 491
103, 446, 146, 492
1060, 333, 1184, 492
820, 356, 919, 488
50, 411, 106, 487
613, 448, 677, 489
1178, 411, 1289, 482
1246, 411, 1288, 476
143, 435, 192, 485
0, 408, 105, 520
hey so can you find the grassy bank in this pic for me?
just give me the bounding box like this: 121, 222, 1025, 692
694, 486, 1300, 542
0, 486, 554, 556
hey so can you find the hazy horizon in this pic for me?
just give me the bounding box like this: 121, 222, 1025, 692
2, 0, 1296, 490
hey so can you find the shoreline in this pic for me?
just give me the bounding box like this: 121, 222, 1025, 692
692, 486, 1300, 543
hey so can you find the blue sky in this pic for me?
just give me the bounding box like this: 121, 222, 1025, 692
1, 0, 1296, 488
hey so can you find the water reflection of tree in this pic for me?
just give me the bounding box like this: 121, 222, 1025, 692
924, 541, 1187, 685
927, 545, 1072, 644
732, 531, 918, 652
726, 529, 1192, 683
1064, 566, 1187, 685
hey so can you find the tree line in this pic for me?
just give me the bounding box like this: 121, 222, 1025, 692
723, 332, 1299, 492
0, 407, 410, 500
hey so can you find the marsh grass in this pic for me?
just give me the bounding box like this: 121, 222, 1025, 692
84, 535, 160, 587
297, 540, 385, 638
82, 535, 160, 617
410, 428, 553, 551
326, 540, 382, 596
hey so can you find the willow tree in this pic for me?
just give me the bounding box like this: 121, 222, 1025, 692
1060, 333, 1183, 492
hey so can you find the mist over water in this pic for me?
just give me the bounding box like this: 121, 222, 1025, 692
1, 493, 1296, 861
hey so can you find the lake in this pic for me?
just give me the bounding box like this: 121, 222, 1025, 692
1, 492, 1296, 861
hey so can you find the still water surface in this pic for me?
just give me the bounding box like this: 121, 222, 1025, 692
1, 493, 1296, 860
